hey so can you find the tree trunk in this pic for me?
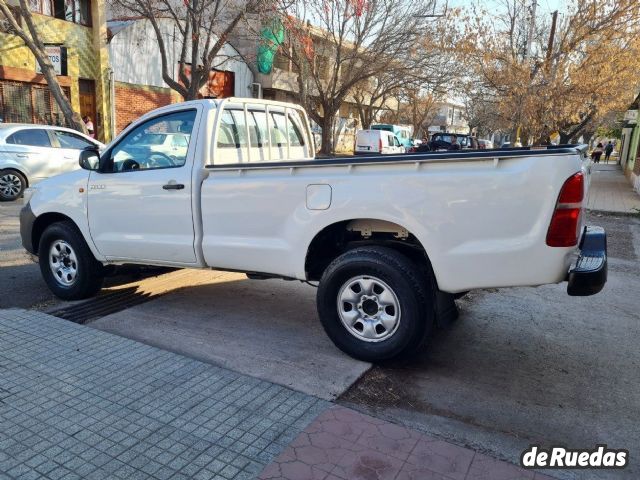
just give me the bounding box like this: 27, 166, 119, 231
37, 58, 86, 133
559, 132, 571, 144
319, 111, 337, 155
362, 108, 372, 130
0, 0, 86, 134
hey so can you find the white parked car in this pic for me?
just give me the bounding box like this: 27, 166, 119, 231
21, 99, 607, 362
0, 124, 104, 201
355, 129, 405, 155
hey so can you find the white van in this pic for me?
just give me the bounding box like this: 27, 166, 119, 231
354, 129, 405, 155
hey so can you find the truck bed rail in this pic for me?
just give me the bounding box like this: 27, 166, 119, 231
206, 145, 586, 171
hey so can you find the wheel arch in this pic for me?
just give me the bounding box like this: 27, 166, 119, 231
32, 212, 80, 254
304, 218, 438, 286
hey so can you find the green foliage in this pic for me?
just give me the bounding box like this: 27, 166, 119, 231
595, 125, 622, 139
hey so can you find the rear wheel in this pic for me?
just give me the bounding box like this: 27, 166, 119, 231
317, 246, 435, 362
0, 170, 26, 201
38, 221, 105, 300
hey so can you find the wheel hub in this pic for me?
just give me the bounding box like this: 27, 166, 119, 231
337, 276, 401, 342
49, 240, 79, 286
359, 296, 380, 317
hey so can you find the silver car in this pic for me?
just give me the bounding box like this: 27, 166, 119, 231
0, 124, 104, 201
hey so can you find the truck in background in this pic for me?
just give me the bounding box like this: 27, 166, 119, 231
354, 129, 405, 155
371, 124, 414, 150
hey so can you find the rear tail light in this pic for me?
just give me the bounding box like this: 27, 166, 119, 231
546, 172, 584, 247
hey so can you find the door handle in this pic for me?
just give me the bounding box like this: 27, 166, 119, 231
16, 153, 28, 158
162, 183, 184, 190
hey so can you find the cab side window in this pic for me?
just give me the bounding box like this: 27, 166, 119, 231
106, 110, 196, 173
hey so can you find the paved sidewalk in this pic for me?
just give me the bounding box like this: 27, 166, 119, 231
259, 407, 555, 480
587, 164, 640, 214
0, 309, 553, 479
0, 309, 327, 480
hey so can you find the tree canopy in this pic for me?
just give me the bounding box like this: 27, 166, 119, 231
462, 0, 640, 144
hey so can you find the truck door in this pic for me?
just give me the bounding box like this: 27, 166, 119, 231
87, 108, 199, 264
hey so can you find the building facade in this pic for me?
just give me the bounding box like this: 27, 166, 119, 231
427, 99, 469, 135
0, 0, 112, 141
229, 20, 399, 153
619, 94, 640, 193
108, 18, 255, 134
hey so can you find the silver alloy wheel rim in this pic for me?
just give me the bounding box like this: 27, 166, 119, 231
0, 173, 22, 198
337, 276, 401, 342
49, 240, 79, 286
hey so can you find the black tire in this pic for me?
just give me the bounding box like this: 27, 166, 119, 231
0, 169, 27, 201
317, 246, 435, 362
38, 221, 105, 300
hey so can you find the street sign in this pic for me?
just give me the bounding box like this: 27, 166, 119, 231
623, 109, 638, 124
36, 45, 67, 76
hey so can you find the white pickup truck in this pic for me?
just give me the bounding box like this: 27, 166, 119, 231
20, 98, 607, 361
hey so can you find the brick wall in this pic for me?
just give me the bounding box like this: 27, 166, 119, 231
115, 82, 175, 133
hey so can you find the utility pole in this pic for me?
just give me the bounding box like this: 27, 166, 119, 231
545, 10, 558, 65
525, 0, 538, 59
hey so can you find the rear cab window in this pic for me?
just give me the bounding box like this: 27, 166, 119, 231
214, 102, 310, 165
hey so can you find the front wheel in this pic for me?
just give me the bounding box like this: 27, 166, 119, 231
317, 246, 435, 362
38, 221, 105, 300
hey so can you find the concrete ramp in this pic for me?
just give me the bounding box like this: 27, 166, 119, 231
90, 271, 371, 400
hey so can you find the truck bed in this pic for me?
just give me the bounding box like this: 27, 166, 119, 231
200, 144, 589, 292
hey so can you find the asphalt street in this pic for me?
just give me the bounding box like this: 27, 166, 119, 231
1, 198, 638, 480
0, 199, 58, 310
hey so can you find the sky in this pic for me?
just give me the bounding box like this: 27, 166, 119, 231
448, 0, 567, 16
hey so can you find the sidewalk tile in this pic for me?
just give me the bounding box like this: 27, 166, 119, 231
466, 453, 533, 479
332, 448, 404, 479
396, 466, 455, 480
406, 439, 474, 480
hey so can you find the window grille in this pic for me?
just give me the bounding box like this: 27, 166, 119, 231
0, 80, 70, 127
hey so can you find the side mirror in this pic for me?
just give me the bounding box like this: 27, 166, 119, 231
79, 148, 100, 171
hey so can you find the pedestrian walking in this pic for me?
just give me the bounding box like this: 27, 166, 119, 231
591, 142, 604, 163
604, 141, 614, 163
83, 116, 95, 138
